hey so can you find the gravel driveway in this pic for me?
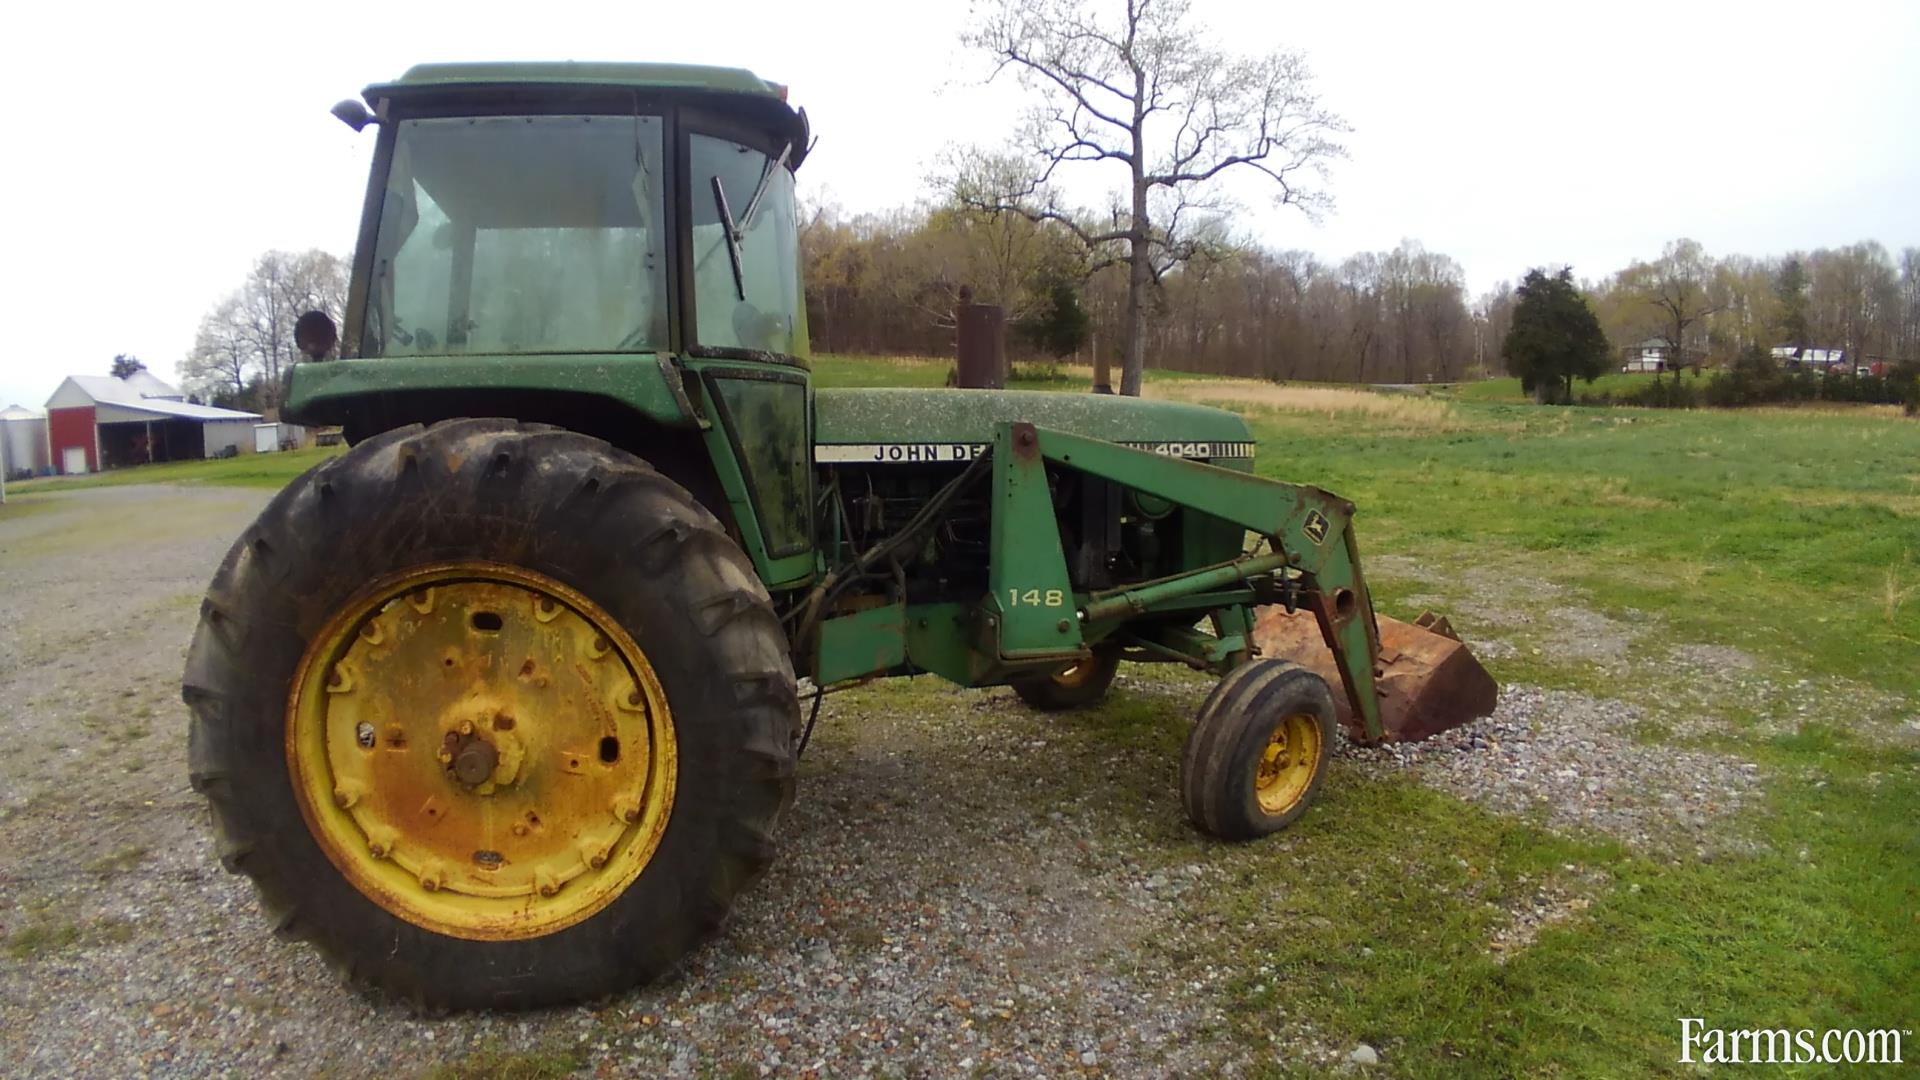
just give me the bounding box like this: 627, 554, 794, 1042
0, 485, 1775, 1079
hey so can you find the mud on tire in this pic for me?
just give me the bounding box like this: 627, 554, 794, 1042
182, 419, 798, 1010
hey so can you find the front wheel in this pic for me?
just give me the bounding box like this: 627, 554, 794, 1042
1179, 660, 1333, 840
182, 419, 797, 1009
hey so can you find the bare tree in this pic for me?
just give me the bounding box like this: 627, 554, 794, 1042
1636, 239, 1722, 380
239, 250, 348, 409
180, 293, 255, 405
179, 250, 348, 410
952, 0, 1347, 394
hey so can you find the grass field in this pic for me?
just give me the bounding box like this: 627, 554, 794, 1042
1444, 371, 1680, 403
4, 446, 342, 496
7, 358, 1911, 1076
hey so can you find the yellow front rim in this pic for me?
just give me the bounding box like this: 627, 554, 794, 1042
1254, 713, 1322, 816
286, 562, 676, 941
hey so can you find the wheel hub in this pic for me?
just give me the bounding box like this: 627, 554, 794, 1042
1254, 712, 1321, 816
286, 562, 676, 940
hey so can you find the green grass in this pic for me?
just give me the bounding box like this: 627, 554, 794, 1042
7, 446, 343, 493
415, 1039, 585, 1080
4, 915, 137, 958
1245, 403, 1920, 700
1449, 370, 1706, 403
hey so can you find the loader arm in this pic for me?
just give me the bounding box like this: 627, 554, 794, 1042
990, 422, 1390, 740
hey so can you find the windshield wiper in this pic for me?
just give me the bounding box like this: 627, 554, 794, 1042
740, 142, 792, 233
710, 175, 747, 301
709, 142, 794, 301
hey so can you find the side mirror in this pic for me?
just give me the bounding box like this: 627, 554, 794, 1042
330, 99, 374, 131
295, 310, 339, 361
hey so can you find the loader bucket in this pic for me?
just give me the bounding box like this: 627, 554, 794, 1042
1251, 607, 1498, 743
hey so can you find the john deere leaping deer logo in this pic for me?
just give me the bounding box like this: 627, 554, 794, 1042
1303, 510, 1330, 545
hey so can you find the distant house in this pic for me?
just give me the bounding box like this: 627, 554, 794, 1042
1770, 346, 1851, 373
1622, 339, 1672, 373
45, 372, 261, 475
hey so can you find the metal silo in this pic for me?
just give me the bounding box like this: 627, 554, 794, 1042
0, 404, 50, 478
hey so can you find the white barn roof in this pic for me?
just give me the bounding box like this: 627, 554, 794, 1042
46, 374, 261, 421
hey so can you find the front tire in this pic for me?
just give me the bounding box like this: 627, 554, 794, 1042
1179, 660, 1333, 840
182, 419, 797, 1009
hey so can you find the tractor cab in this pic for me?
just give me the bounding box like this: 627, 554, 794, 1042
331, 63, 811, 365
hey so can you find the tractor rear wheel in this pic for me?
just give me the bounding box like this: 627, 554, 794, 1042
1180, 659, 1333, 840
1012, 648, 1121, 711
182, 419, 797, 1009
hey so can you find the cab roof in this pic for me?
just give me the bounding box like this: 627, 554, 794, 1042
370, 61, 789, 100
362, 61, 807, 164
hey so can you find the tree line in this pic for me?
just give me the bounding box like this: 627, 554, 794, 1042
804, 199, 1482, 384
804, 202, 1920, 386
1482, 239, 1920, 378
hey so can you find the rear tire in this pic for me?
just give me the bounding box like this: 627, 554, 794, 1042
1180, 659, 1333, 840
1012, 649, 1121, 711
182, 419, 797, 1009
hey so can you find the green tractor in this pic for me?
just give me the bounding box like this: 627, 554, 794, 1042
184, 62, 1494, 1009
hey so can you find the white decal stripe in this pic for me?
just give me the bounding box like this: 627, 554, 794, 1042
814, 441, 1255, 463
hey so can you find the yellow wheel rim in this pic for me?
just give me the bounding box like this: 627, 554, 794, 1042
286, 562, 676, 941
1254, 713, 1321, 816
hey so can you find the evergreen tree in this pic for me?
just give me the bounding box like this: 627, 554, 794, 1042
1773, 257, 1810, 346
109, 354, 146, 379
1501, 269, 1609, 404
1018, 278, 1092, 359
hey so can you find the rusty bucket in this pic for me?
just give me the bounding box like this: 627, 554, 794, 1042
1251, 607, 1498, 744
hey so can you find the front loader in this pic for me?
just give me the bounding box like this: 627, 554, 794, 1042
183, 62, 1494, 1010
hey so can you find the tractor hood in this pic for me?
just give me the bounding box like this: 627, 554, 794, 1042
813, 388, 1254, 466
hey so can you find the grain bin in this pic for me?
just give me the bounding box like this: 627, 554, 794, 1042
0, 404, 49, 478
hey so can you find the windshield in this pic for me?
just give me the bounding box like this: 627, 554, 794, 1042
366, 115, 669, 356
689, 133, 803, 356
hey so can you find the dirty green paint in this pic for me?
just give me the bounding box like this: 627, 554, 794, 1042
815, 604, 907, 686
814, 388, 1252, 448
1080, 551, 1290, 623
686, 359, 814, 588
285, 355, 697, 429
377, 62, 787, 97
901, 602, 977, 684
984, 425, 1084, 665
1133, 621, 1246, 667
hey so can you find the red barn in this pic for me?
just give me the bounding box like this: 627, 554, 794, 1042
45, 372, 261, 474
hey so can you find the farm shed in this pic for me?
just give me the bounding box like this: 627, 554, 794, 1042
1, 404, 50, 478
44, 373, 261, 474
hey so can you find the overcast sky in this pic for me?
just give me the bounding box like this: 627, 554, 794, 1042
1, 0, 1914, 409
